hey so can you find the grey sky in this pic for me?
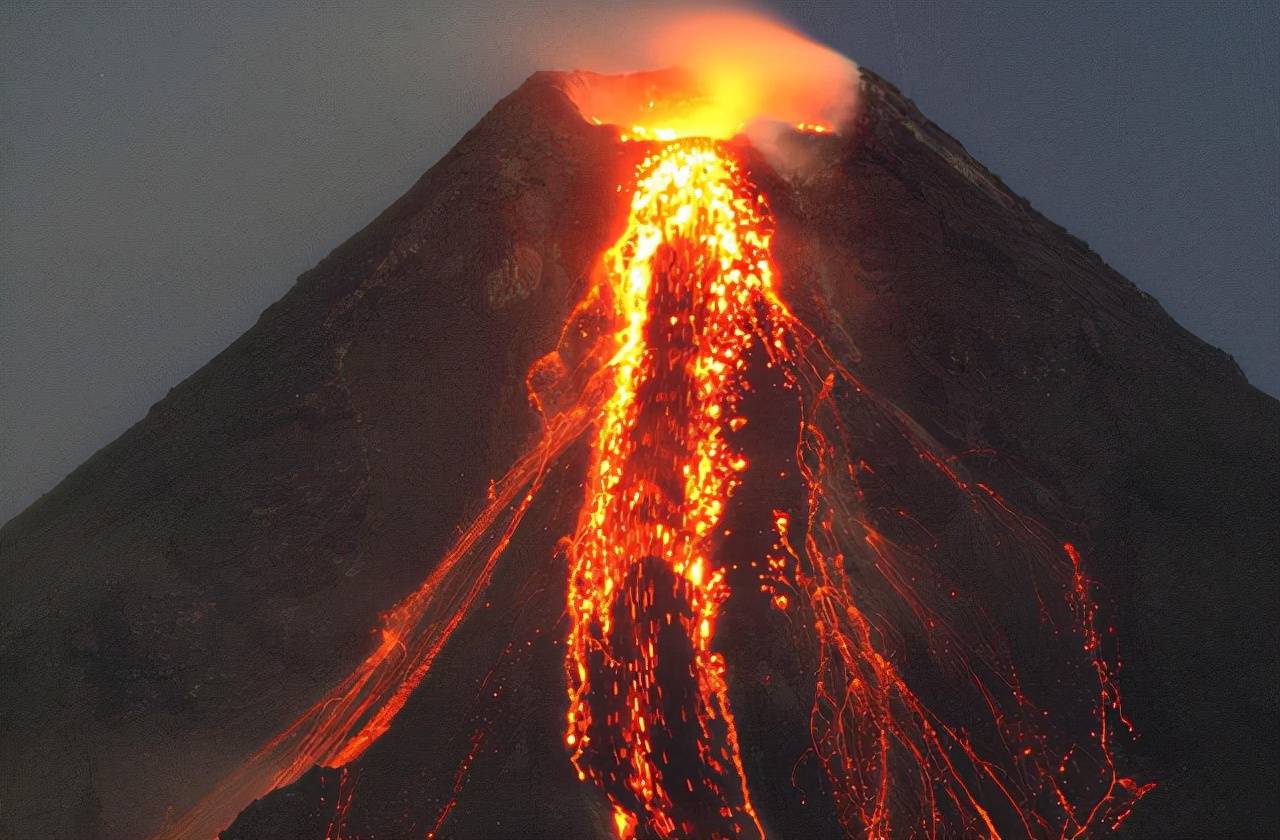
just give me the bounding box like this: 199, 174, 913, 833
2, 1, 1277, 522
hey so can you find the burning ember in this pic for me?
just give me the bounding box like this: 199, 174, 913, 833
158, 12, 1150, 840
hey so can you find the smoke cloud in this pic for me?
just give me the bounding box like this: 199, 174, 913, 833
517, 3, 860, 139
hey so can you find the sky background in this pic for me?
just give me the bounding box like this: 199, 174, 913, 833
2, 0, 1277, 522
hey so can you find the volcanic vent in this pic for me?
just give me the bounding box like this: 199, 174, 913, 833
4, 20, 1278, 840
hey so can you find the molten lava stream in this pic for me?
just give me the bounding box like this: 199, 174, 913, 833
564, 140, 782, 839
562, 135, 1151, 839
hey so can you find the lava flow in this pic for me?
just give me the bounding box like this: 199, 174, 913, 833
562, 140, 781, 839
552, 126, 1154, 838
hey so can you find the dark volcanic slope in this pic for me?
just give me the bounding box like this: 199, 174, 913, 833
3, 69, 1277, 840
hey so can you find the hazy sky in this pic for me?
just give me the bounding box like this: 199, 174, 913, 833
2, 1, 1277, 522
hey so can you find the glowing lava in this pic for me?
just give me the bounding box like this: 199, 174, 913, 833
563, 140, 781, 838
555, 128, 1154, 837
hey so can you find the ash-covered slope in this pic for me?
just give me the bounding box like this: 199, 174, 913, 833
3, 69, 1276, 840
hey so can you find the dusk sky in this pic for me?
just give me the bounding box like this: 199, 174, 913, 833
3, 0, 1277, 521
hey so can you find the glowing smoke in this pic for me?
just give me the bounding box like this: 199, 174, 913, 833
524, 5, 859, 140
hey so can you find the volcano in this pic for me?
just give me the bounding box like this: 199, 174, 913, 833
2, 67, 1277, 840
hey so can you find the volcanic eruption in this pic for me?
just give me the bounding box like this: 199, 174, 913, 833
4, 9, 1277, 840
152, 16, 1150, 837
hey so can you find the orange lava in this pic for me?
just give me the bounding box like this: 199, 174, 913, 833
558, 131, 1152, 837
562, 140, 783, 838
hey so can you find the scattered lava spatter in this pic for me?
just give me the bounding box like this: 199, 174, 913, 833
158, 130, 1150, 840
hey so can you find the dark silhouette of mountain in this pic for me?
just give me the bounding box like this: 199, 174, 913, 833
2, 69, 1275, 840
